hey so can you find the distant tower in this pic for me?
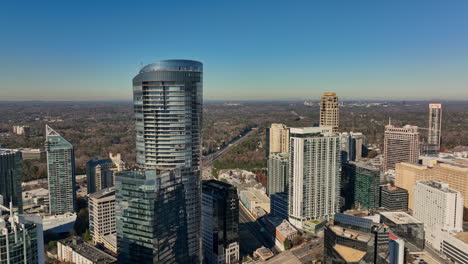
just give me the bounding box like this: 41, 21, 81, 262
383, 125, 419, 172
0, 149, 23, 212
320, 92, 339, 132
45, 125, 76, 214
266, 123, 289, 155
428, 103, 442, 151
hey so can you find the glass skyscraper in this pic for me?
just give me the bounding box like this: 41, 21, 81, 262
0, 149, 23, 212
130, 60, 203, 262
45, 125, 76, 214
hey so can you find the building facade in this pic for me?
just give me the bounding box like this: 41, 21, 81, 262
86, 153, 124, 194
319, 92, 339, 132
133, 60, 203, 261
343, 162, 380, 210
270, 192, 288, 220
201, 180, 239, 264
266, 123, 289, 154
267, 152, 289, 196
57, 236, 116, 264
116, 170, 190, 263
0, 149, 23, 213
379, 185, 408, 211
45, 125, 76, 214
380, 212, 425, 250
413, 181, 463, 239
288, 127, 340, 229
0, 210, 41, 264
383, 125, 419, 172
428, 103, 442, 152
89, 187, 116, 250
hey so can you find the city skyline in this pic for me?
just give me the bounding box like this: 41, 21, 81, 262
1, 1, 468, 101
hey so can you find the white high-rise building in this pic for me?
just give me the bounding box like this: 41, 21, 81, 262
413, 180, 463, 246
428, 103, 442, 151
383, 125, 419, 172
288, 127, 340, 229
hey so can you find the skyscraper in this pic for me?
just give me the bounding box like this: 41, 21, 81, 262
201, 180, 239, 264
89, 187, 116, 252
45, 125, 76, 214
267, 152, 289, 196
0, 149, 23, 213
428, 103, 442, 151
383, 125, 419, 172
115, 170, 188, 263
86, 153, 124, 194
132, 60, 203, 261
319, 92, 339, 132
288, 127, 340, 229
266, 123, 289, 154
343, 161, 380, 210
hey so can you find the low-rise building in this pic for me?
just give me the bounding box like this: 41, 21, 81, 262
239, 189, 270, 216
303, 219, 326, 234
57, 236, 117, 264
380, 211, 425, 250
263, 216, 298, 250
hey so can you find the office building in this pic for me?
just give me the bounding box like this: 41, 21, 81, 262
133, 60, 202, 261
380, 211, 425, 250
116, 170, 190, 263
270, 192, 288, 220
0, 207, 42, 264
379, 185, 408, 211
267, 152, 289, 196
413, 181, 463, 236
388, 233, 405, 264
343, 161, 380, 210
324, 213, 390, 264
89, 187, 116, 250
266, 123, 289, 154
201, 180, 239, 264
428, 103, 442, 152
12, 125, 31, 136
0, 149, 23, 213
395, 162, 468, 210
339, 132, 367, 162
288, 127, 340, 229
319, 92, 339, 132
45, 125, 76, 214
383, 125, 419, 172
431, 231, 468, 264
86, 153, 124, 194
57, 236, 117, 264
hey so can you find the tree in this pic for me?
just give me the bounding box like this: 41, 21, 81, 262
47, 241, 57, 250
73, 208, 89, 235
284, 239, 292, 250
83, 229, 91, 241
220, 178, 228, 183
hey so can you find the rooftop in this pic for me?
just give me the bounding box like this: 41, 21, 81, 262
330, 225, 371, 243
289, 126, 334, 135
59, 237, 116, 264
454, 232, 468, 244
139, 60, 202, 73
380, 212, 422, 225
417, 180, 459, 194
88, 187, 115, 200
333, 244, 366, 262
264, 216, 297, 237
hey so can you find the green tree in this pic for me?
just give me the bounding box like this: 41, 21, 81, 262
284, 239, 292, 250
83, 229, 91, 241
47, 241, 57, 249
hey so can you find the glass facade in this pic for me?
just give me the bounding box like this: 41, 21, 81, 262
132, 60, 203, 261
0, 216, 39, 264
343, 162, 380, 210
116, 170, 191, 263
45, 125, 76, 214
0, 150, 23, 212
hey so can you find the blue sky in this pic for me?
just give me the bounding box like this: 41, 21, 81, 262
1, 0, 468, 100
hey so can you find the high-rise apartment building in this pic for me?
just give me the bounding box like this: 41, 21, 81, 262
267, 152, 289, 196
116, 170, 189, 263
132, 60, 203, 261
428, 103, 442, 151
383, 125, 419, 172
86, 153, 124, 194
45, 125, 76, 214
201, 180, 239, 264
413, 181, 463, 236
288, 127, 340, 229
319, 92, 339, 132
89, 187, 116, 250
266, 123, 289, 154
395, 162, 468, 210
339, 132, 367, 162
0, 149, 23, 213
343, 161, 380, 210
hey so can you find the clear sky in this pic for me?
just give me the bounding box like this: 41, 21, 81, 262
1, 0, 468, 101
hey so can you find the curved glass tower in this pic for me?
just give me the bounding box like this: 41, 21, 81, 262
132, 60, 203, 262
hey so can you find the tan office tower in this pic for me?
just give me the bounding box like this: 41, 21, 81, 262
383, 125, 419, 172
89, 187, 116, 253
395, 162, 468, 210
319, 92, 339, 132
267, 123, 289, 154
428, 103, 442, 150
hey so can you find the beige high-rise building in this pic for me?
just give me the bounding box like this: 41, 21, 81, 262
319, 92, 339, 132
395, 162, 468, 210
89, 187, 116, 253
383, 125, 419, 172
267, 123, 289, 154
